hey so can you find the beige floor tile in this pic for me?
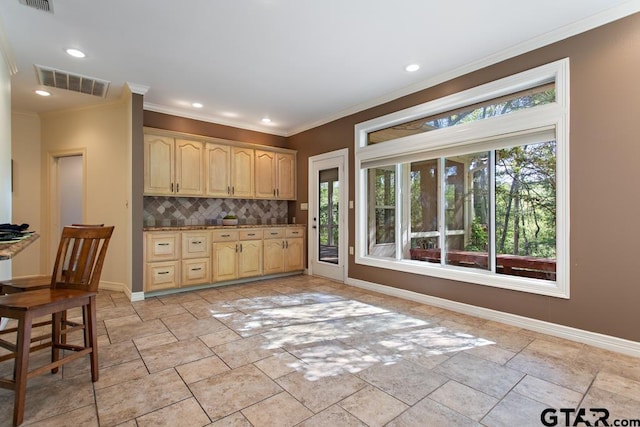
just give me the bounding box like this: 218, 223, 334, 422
241, 392, 313, 427
213, 335, 283, 368
463, 343, 516, 365
592, 371, 640, 401
513, 374, 583, 408
95, 369, 191, 426
276, 370, 367, 413
136, 397, 210, 427
481, 391, 549, 427
96, 304, 136, 322
287, 341, 379, 377
434, 352, 525, 399
356, 359, 448, 405
163, 313, 229, 341
339, 385, 409, 427
180, 299, 237, 319
140, 338, 213, 373
94, 359, 149, 390
133, 331, 178, 351
580, 386, 640, 421
26, 404, 99, 427
157, 292, 207, 304
506, 348, 596, 393
199, 327, 242, 348
99, 340, 141, 369
253, 352, 304, 380
176, 355, 230, 384
190, 365, 282, 421
134, 303, 189, 321
525, 337, 585, 360
386, 396, 480, 427
106, 318, 169, 343
296, 405, 367, 427
208, 412, 252, 427
429, 380, 498, 421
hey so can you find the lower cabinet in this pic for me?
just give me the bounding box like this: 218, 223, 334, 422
145, 226, 303, 293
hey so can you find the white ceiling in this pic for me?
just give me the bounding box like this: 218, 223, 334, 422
1, 1, 639, 136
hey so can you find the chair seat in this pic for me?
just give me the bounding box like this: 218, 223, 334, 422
0, 289, 96, 313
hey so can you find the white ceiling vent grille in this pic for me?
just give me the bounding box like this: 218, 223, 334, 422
35, 65, 110, 98
18, 0, 53, 13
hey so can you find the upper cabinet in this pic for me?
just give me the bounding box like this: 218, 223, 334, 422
205, 144, 254, 198
144, 135, 204, 196
144, 129, 296, 200
255, 150, 296, 200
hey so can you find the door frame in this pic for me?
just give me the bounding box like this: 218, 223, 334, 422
46, 149, 86, 271
308, 148, 348, 282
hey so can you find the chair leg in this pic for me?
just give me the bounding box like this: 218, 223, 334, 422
87, 296, 99, 382
51, 311, 62, 374
13, 312, 33, 427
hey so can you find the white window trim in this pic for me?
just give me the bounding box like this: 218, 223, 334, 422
354, 58, 570, 299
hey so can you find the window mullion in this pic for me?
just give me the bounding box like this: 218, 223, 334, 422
489, 150, 496, 273
438, 157, 446, 266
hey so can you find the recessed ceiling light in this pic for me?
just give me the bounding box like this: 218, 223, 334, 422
192, 102, 203, 108
66, 48, 86, 58
405, 64, 420, 72
35, 89, 51, 96
261, 117, 272, 124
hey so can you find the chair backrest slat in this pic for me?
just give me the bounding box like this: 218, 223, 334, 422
50, 226, 114, 292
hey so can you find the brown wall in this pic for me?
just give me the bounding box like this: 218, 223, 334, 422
288, 13, 640, 342
144, 111, 287, 148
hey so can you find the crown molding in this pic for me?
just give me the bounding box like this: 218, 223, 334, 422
126, 82, 150, 96
143, 102, 289, 137
286, 1, 640, 137
0, 17, 17, 76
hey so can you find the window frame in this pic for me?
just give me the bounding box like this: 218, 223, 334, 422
354, 59, 570, 298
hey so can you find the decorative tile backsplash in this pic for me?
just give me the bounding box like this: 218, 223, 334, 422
143, 196, 289, 227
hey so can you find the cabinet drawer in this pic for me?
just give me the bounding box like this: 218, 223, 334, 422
146, 232, 180, 262
240, 229, 263, 240
182, 231, 211, 258
145, 261, 179, 291
212, 230, 239, 242
286, 228, 305, 238
264, 228, 284, 239
181, 258, 211, 286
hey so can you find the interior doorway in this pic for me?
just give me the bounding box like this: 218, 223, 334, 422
308, 149, 348, 282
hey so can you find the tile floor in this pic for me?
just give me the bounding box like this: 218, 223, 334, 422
1, 275, 639, 426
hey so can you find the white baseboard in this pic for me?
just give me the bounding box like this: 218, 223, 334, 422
345, 277, 640, 358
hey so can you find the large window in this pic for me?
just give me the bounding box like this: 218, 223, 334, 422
355, 60, 569, 298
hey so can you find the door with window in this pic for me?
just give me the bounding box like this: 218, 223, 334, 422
309, 149, 348, 281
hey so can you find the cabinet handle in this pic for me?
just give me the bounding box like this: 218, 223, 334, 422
158, 243, 170, 246
221, 234, 230, 237
171, 183, 174, 192
286, 241, 289, 248
192, 240, 202, 244
239, 243, 243, 252
191, 267, 202, 271
276, 188, 279, 197
291, 231, 299, 235
227, 186, 231, 194
248, 233, 255, 236
273, 189, 276, 196
158, 271, 169, 275
270, 232, 278, 235
282, 241, 285, 248
176, 183, 180, 192
232, 186, 235, 195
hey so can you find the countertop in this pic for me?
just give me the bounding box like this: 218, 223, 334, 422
144, 224, 306, 232
0, 233, 40, 260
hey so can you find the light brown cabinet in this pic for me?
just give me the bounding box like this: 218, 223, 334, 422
181, 231, 211, 286
144, 232, 180, 291
144, 135, 204, 196
255, 150, 296, 200
205, 144, 254, 198
263, 227, 305, 274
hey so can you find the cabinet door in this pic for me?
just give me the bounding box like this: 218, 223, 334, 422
263, 239, 284, 275
285, 238, 305, 272
181, 258, 211, 287
144, 135, 174, 195
175, 139, 204, 196
182, 231, 210, 259
213, 241, 238, 282
276, 152, 296, 200
254, 150, 276, 199
231, 147, 255, 198
238, 240, 263, 278
145, 261, 179, 291
205, 143, 231, 197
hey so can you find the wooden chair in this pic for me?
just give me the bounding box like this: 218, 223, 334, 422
0, 224, 105, 295
0, 225, 114, 426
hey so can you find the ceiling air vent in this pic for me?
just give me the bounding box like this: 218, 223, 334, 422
18, 0, 53, 13
35, 65, 110, 98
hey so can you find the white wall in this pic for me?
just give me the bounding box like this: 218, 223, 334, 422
11, 112, 42, 277
0, 35, 12, 280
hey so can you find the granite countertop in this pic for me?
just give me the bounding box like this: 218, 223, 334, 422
144, 224, 306, 232
0, 233, 40, 260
